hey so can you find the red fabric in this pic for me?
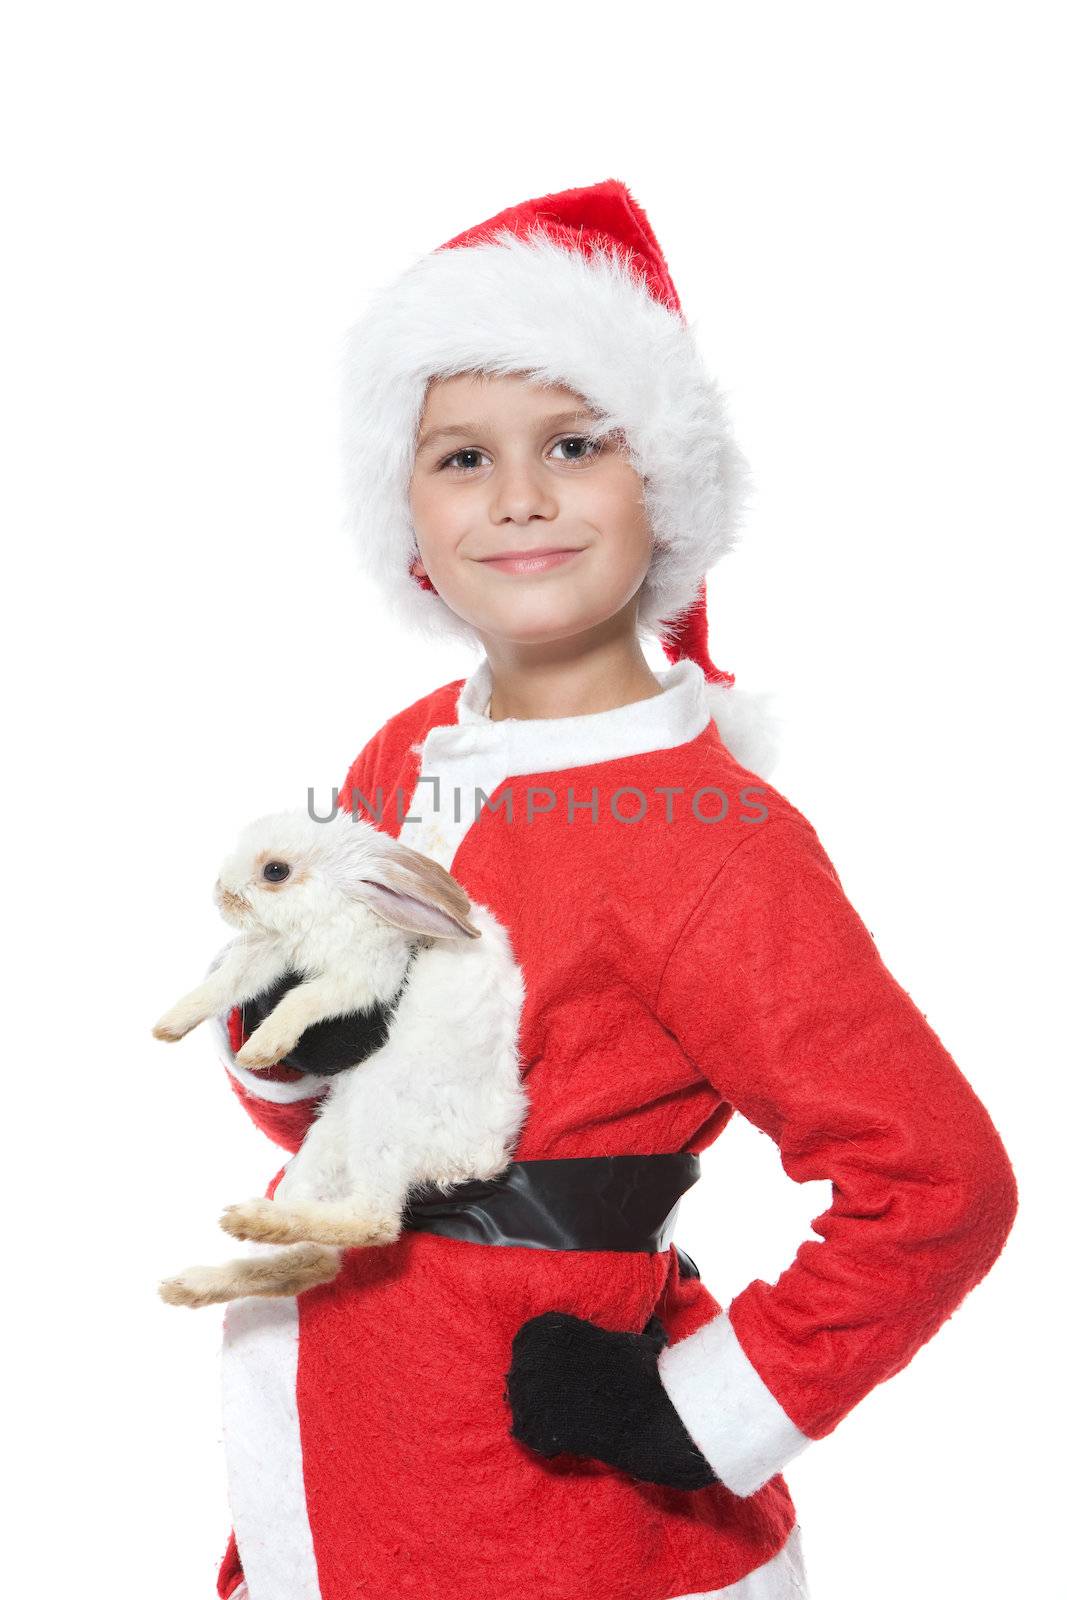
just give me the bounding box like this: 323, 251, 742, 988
655, 816, 1019, 1438
217, 679, 1016, 1598
216, 1528, 242, 1598
441, 175, 684, 315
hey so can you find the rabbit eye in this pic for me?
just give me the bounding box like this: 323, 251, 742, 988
263, 861, 291, 883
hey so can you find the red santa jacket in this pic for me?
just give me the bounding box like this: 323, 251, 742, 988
214, 656, 1017, 1600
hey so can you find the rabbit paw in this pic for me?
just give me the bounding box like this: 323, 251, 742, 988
158, 1245, 343, 1307
158, 1265, 235, 1308
153, 1005, 201, 1042
235, 1023, 297, 1070
219, 1197, 401, 1249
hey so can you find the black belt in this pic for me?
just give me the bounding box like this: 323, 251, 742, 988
400, 1153, 702, 1280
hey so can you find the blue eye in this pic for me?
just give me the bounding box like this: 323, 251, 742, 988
263, 861, 291, 883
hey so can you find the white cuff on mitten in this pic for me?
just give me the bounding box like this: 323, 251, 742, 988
657, 1312, 811, 1498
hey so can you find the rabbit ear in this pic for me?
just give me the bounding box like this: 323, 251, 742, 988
338, 838, 482, 941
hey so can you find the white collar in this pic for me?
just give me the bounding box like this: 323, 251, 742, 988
444, 654, 715, 775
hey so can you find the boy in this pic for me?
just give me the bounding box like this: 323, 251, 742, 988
214, 178, 1017, 1600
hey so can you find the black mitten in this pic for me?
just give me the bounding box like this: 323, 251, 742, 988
236, 969, 404, 1077
505, 1309, 718, 1490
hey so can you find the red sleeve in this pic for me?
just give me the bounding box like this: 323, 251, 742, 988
218, 731, 387, 1151
653, 816, 1018, 1496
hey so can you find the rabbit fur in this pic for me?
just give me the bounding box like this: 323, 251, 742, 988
153, 808, 528, 1307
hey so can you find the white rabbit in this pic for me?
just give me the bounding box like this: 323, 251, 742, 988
153, 808, 528, 1308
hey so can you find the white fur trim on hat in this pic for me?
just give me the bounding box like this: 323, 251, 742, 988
339, 226, 754, 653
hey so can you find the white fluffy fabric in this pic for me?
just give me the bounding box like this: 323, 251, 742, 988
704, 680, 785, 782
221, 1295, 322, 1600
451, 652, 784, 782
657, 1311, 812, 1499
339, 226, 755, 657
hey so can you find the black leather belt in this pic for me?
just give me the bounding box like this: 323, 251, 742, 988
400, 1153, 702, 1279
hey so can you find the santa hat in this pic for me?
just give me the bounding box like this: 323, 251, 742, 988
339, 177, 781, 773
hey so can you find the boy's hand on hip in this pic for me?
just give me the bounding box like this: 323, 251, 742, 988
505, 1309, 718, 1491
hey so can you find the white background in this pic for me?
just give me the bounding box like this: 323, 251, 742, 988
4, 4, 1063, 1597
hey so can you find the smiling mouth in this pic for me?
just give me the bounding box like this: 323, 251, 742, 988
476, 548, 584, 573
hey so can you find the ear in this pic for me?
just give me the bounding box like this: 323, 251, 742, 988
338, 838, 482, 941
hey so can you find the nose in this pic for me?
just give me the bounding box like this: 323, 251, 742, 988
489, 455, 558, 527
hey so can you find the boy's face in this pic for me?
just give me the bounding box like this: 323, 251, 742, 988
408, 372, 654, 648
